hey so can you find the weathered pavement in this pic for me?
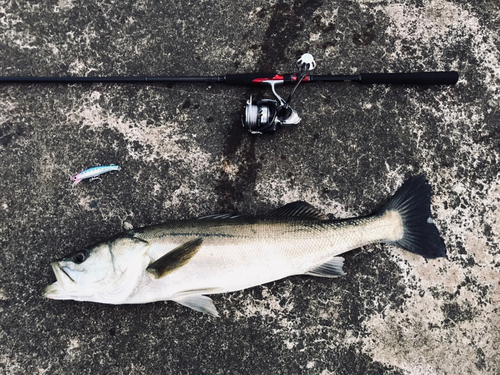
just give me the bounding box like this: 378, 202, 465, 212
0, 1, 499, 374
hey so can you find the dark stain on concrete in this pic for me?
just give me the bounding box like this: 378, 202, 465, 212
257, 0, 324, 71
215, 117, 261, 211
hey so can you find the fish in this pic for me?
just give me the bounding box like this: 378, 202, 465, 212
43, 175, 446, 317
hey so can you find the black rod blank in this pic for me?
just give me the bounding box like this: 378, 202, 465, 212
0, 71, 459, 86
0, 76, 226, 84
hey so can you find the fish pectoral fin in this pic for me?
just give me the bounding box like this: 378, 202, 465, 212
305, 257, 345, 278
146, 237, 203, 279
266, 201, 328, 220
171, 294, 220, 317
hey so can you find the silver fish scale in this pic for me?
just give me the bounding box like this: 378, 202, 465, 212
134, 215, 389, 265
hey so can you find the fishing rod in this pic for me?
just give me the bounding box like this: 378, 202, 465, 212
0, 54, 459, 134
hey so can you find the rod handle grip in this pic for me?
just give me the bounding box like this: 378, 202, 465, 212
359, 71, 459, 85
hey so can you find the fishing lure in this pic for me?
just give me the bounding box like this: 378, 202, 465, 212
71, 165, 121, 186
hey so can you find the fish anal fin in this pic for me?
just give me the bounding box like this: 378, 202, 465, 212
266, 201, 328, 220
305, 257, 345, 278
172, 294, 220, 317
146, 237, 203, 279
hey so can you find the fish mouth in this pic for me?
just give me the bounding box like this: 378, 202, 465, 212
43, 262, 75, 299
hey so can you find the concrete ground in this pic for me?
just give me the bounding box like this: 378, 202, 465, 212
0, 1, 499, 374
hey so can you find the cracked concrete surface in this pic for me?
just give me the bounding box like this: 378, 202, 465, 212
0, 0, 499, 374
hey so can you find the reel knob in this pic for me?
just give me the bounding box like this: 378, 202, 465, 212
296, 53, 316, 72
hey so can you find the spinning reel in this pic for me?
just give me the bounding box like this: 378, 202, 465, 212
243, 54, 316, 134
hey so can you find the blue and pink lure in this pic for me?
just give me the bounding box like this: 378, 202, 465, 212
71, 165, 121, 187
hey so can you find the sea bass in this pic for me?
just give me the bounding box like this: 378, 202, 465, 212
44, 176, 446, 316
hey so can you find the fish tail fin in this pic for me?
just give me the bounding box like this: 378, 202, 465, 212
380, 175, 446, 259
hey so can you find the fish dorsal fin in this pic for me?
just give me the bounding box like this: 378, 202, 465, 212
266, 201, 328, 220
146, 238, 203, 279
196, 213, 241, 220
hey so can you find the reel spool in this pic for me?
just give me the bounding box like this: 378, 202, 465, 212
244, 96, 278, 134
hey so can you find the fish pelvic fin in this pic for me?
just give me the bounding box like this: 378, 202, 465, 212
305, 257, 345, 278
171, 294, 220, 317
381, 175, 446, 259
146, 237, 203, 279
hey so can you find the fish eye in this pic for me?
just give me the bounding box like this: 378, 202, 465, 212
73, 251, 88, 264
